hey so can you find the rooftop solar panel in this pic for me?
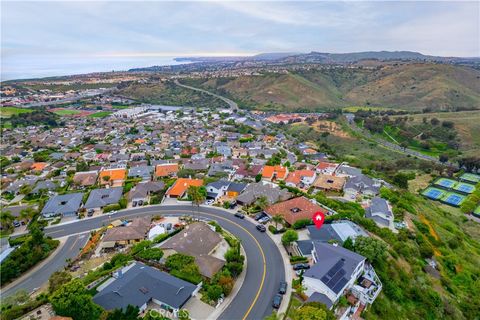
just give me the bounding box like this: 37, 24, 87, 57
332, 277, 349, 294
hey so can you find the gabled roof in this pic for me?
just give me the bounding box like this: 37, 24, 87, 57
93, 262, 196, 311
155, 163, 179, 177
304, 242, 365, 294
41, 193, 83, 216
85, 187, 123, 209
262, 165, 288, 179
166, 178, 203, 197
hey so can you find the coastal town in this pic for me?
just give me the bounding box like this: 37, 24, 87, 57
2, 76, 479, 320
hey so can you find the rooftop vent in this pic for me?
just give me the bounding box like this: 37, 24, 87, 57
290, 207, 301, 213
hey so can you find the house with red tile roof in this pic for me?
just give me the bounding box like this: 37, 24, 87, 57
316, 162, 339, 175
262, 165, 288, 181
165, 178, 203, 198
155, 163, 179, 178
264, 196, 327, 225
285, 170, 317, 188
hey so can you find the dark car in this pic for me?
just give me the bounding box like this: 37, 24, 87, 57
256, 224, 266, 232
292, 263, 310, 271
87, 209, 94, 217
234, 212, 245, 219
272, 294, 283, 309
229, 201, 237, 209
254, 212, 265, 220
279, 281, 287, 294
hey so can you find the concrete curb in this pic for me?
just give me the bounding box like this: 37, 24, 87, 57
0, 237, 67, 292
265, 227, 293, 317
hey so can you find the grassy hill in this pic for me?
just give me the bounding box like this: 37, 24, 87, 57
182, 63, 480, 112
117, 80, 229, 109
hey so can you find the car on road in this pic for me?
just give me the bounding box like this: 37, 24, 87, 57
292, 263, 310, 270
278, 281, 287, 294
272, 294, 283, 309
256, 224, 266, 232
234, 212, 245, 219
107, 210, 116, 216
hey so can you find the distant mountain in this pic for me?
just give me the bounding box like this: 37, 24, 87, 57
130, 50, 479, 73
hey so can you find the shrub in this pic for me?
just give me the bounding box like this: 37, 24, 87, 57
292, 218, 313, 229
103, 204, 121, 213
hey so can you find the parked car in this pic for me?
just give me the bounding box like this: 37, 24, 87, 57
229, 201, 237, 209
87, 209, 94, 217
256, 224, 266, 232
272, 294, 283, 309
258, 216, 270, 224
138, 200, 143, 206
13, 220, 21, 228
205, 200, 214, 205
254, 212, 266, 220
292, 263, 310, 271
132, 201, 137, 207
234, 212, 245, 219
279, 281, 287, 294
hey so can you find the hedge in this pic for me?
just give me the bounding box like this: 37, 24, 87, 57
103, 204, 121, 213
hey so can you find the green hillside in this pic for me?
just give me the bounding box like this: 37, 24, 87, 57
182, 63, 480, 112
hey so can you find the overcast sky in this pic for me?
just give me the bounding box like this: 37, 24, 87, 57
1, 1, 479, 79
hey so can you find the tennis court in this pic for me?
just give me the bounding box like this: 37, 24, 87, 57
434, 178, 457, 189
453, 182, 476, 194
422, 187, 446, 200
441, 192, 466, 207
459, 173, 480, 184
474, 206, 480, 216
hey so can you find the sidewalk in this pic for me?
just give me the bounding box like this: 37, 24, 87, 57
266, 229, 293, 317
1, 237, 67, 293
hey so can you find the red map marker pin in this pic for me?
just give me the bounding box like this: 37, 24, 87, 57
313, 211, 325, 229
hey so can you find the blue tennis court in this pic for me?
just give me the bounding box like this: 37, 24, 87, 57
434, 178, 456, 189
441, 193, 466, 206
422, 187, 445, 200
460, 173, 480, 184
454, 182, 475, 194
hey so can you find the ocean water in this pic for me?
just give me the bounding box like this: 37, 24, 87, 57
1, 55, 188, 81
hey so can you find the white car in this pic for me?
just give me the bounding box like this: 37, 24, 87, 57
204, 200, 214, 205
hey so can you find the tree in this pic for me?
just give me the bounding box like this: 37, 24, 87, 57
281, 229, 299, 246
292, 306, 326, 320
188, 185, 206, 217
342, 237, 354, 251
272, 215, 284, 230
255, 196, 269, 211
50, 279, 102, 320
206, 284, 223, 301
353, 236, 387, 264
255, 173, 262, 182
102, 175, 111, 184
48, 270, 72, 293
439, 154, 449, 164
392, 173, 410, 189
106, 305, 140, 320
0, 210, 15, 230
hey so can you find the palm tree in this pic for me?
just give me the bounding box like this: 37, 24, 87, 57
272, 215, 284, 230
188, 186, 206, 218
256, 196, 269, 212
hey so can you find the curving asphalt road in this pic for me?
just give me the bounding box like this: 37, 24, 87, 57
6, 205, 285, 320
2, 234, 89, 297
174, 80, 239, 112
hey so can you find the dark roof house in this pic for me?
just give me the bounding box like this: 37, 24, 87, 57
93, 262, 196, 313
41, 193, 83, 218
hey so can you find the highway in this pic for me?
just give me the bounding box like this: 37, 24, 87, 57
6, 205, 285, 320
174, 80, 239, 112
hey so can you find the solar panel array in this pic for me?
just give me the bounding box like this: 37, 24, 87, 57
320, 258, 349, 294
